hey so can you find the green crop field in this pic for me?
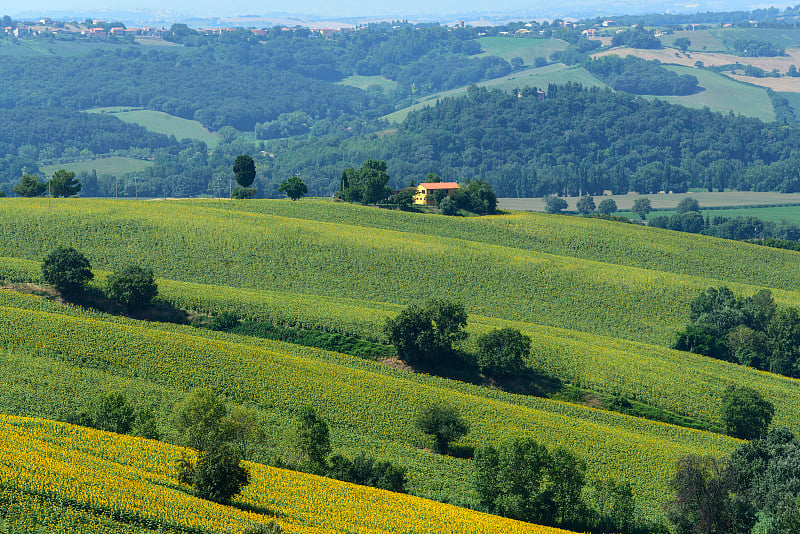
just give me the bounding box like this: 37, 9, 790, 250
477, 37, 568, 64
338, 74, 399, 92
661, 28, 800, 53
6, 199, 800, 346
709, 27, 800, 50
385, 64, 605, 123
0, 291, 741, 520
85, 108, 219, 146
651, 65, 775, 121
40, 156, 152, 177
5, 198, 800, 526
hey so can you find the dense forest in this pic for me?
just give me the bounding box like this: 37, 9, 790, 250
257, 84, 800, 197
3, 18, 800, 197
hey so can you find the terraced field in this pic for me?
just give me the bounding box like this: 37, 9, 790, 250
0, 415, 578, 534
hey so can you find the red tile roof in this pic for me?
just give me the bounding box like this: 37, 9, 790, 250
420, 182, 459, 190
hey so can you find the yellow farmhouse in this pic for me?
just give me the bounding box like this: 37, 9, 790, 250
413, 182, 460, 205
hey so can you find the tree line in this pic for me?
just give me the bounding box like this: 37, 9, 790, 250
673, 286, 800, 379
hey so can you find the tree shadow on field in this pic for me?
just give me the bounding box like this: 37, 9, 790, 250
229, 500, 289, 520
409, 351, 562, 399
59, 286, 190, 325
447, 443, 475, 459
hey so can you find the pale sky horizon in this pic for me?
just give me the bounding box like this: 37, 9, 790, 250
0, 0, 787, 22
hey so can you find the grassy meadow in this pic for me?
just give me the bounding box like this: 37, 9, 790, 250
40, 156, 153, 176
385, 64, 605, 123
85, 107, 219, 146
476, 37, 568, 64
652, 65, 775, 121
338, 74, 399, 92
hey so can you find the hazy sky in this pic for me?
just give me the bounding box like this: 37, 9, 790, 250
1, 0, 776, 20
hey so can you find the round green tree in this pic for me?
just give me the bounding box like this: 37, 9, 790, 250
416, 402, 469, 454
193, 444, 250, 504
41, 246, 93, 294
631, 197, 652, 220
597, 198, 618, 215
278, 176, 308, 201
106, 265, 158, 309
576, 195, 596, 214
289, 405, 331, 472
89, 391, 136, 434
475, 327, 531, 378
544, 195, 568, 214
720, 385, 775, 440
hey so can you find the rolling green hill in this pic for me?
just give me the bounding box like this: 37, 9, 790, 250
384, 64, 606, 123
5, 198, 800, 526
0, 289, 740, 521
0, 415, 576, 534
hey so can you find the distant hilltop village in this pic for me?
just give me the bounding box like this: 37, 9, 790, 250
1, 17, 366, 40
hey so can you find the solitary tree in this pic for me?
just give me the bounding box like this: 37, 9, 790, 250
416, 402, 470, 454
233, 155, 256, 187
475, 327, 531, 378
289, 406, 331, 472
597, 198, 618, 215
13, 174, 47, 197
232, 155, 257, 199
544, 195, 568, 214
676, 197, 701, 214
41, 247, 93, 294
106, 265, 158, 310
674, 37, 691, 52
632, 197, 652, 220
720, 385, 774, 440
48, 169, 82, 197
576, 195, 596, 214
278, 176, 308, 201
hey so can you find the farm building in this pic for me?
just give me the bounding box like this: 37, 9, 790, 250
413, 182, 459, 205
